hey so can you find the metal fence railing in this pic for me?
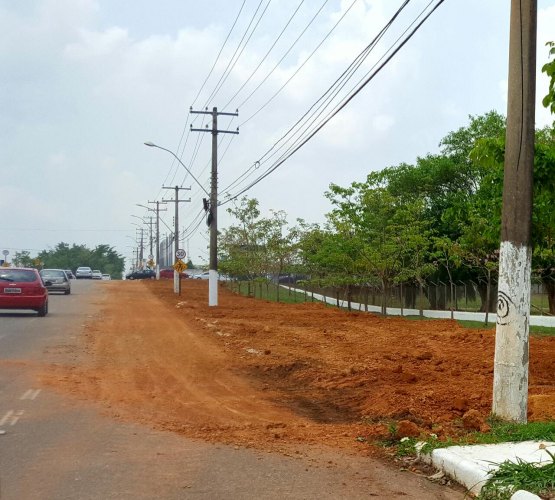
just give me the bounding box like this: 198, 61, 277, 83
228, 275, 555, 317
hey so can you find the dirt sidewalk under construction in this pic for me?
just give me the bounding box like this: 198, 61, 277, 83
43, 279, 555, 454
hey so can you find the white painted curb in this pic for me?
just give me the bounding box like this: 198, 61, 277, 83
511, 491, 541, 499
419, 441, 555, 498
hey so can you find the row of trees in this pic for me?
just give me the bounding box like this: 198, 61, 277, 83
12, 243, 125, 279
219, 107, 555, 314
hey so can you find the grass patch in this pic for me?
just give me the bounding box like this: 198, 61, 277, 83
478, 452, 555, 499
383, 419, 555, 456
228, 282, 310, 304
456, 320, 555, 336
381, 420, 555, 498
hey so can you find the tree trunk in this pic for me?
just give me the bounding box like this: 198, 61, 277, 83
477, 281, 498, 312
544, 278, 555, 315
404, 285, 417, 309
347, 284, 352, 312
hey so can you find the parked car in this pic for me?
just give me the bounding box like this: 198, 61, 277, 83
125, 269, 155, 280
75, 266, 93, 279
0, 267, 49, 316
92, 270, 102, 280
101, 274, 111, 280
39, 269, 71, 294
65, 270, 76, 279
159, 268, 188, 279
194, 271, 229, 281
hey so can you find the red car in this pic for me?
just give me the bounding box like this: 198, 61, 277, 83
159, 268, 188, 279
0, 268, 49, 316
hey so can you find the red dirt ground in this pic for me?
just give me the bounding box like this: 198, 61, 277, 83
43, 279, 555, 454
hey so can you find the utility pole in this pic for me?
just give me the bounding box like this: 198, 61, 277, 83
147, 201, 167, 280
190, 106, 239, 306
137, 228, 145, 269
492, 0, 537, 423
163, 185, 191, 293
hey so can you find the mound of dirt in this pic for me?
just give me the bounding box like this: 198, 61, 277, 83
43, 280, 555, 453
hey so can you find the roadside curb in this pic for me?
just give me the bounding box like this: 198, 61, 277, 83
419, 440, 554, 498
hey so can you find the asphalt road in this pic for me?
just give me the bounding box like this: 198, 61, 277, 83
0, 280, 463, 499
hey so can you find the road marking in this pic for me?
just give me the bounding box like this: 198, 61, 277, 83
20, 389, 41, 400
10, 410, 24, 425
0, 410, 25, 426
0, 411, 14, 426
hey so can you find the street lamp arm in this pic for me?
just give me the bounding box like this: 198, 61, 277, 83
144, 142, 209, 196
136, 203, 155, 212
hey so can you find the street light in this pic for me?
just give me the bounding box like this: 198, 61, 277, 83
144, 142, 209, 196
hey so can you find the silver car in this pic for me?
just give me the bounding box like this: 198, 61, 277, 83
39, 269, 71, 295
75, 266, 93, 279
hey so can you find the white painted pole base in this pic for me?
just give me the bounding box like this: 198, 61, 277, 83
173, 270, 179, 294
492, 241, 531, 422
209, 270, 218, 306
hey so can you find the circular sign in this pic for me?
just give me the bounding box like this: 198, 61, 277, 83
2, 250, 8, 256
148, 254, 154, 260
175, 249, 186, 259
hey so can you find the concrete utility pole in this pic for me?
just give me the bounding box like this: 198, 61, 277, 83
492, 0, 537, 423
148, 201, 167, 280
137, 227, 145, 269
190, 106, 239, 306
162, 185, 191, 293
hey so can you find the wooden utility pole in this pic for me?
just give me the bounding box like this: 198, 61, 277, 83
162, 185, 191, 293
190, 106, 239, 306
492, 0, 537, 422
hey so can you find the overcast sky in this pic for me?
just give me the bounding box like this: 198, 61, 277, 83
1, 0, 554, 270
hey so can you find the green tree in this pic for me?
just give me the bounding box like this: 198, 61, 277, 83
38, 242, 125, 279
542, 41, 555, 121
12, 251, 34, 268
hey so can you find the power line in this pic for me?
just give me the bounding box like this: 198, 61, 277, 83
222, 0, 306, 109
221, 0, 446, 205
234, 0, 332, 114
203, 0, 272, 108
191, 0, 248, 108
221, 0, 412, 199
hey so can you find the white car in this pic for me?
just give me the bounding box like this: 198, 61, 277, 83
101, 274, 111, 280
92, 270, 102, 280
195, 271, 230, 281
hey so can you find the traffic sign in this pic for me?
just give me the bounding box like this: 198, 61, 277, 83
175, 249, 186, 259
147, 259, 155, 268
148, 254, 154, 260
173, 259, 187, 273
2, 250, 8, 256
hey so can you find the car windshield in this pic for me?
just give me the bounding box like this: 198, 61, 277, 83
41, 270, 66, 278
0, 269, 37, 282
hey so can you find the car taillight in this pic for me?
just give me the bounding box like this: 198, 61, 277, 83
27, 285, 46, 295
